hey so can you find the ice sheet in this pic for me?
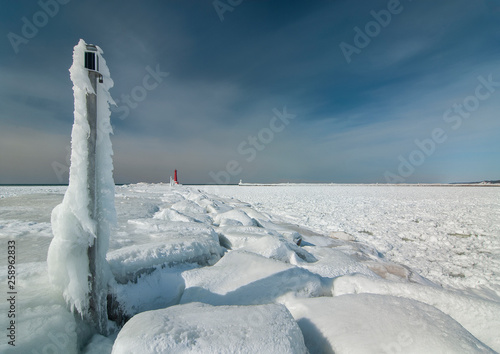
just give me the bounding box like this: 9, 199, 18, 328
198, 185, 500, 296
1, 183, 499, 353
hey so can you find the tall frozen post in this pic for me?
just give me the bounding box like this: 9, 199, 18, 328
84, 44, 108, 334
48, 40, 116, 336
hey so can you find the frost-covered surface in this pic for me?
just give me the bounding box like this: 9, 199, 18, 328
0, 262, 78, 353
284, 294, 495, 353
1, 183, 499, 352
180, 250, 326, 306
47, 39, 116, 320
0, 185, 67, 199
333, 274, 500, 351
199, 185, 500, 296
107, 222, 222, 283
112, 302, 307, 354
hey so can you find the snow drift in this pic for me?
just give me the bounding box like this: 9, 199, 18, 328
112, 302, 307, 354
284, 294, 494, 353
333, 274, 500, 352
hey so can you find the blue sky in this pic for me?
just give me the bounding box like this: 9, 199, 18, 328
1, 0, 499, 184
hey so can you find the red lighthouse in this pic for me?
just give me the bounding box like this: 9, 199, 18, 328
174, 169, 179, 184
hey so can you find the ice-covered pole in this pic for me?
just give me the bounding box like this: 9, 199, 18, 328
85, 43, 108, 334
48, 39, 116, 335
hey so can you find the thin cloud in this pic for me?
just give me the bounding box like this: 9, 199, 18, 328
0, 0, 499, 184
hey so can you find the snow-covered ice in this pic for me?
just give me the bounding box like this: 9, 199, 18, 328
1, 183, 499, 353
180, 250, 326, 306
199, 184, 500, 296
284, 294, 495, 353
0, 261, 78, 353
112, 302, 307, 354
333, 274, 500, 351
107, 221, 222, 283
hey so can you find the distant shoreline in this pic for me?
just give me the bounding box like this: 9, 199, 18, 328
1, 182, 499, 187
237, 183, 500, 187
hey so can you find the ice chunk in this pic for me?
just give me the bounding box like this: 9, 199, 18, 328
153, 208, 197, 223
111, 302, 307, 354
284, 294, 494, 353
298, 246, 376, 279
112, 265, 188, 318
196, 197, 233, 214
168, 199, 213, 224
333, 274, 500, 352
239, 206, 272, 223
180, 250, 325, 305
107, 222, 223, 283
218, 225, 314, 263
213, 209, 259, 227
171, 199, 206, 215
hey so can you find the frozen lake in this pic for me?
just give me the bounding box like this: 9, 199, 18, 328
1, 184, 499, 353
1, 184, 499, 297
197, 184, 500, 297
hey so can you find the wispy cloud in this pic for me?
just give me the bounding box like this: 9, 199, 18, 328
1, 0, 499, 183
